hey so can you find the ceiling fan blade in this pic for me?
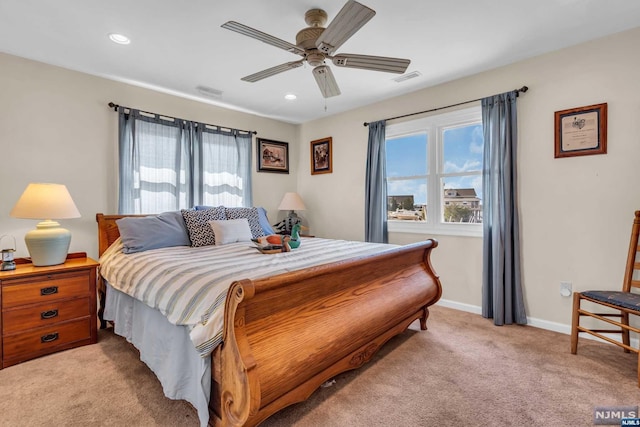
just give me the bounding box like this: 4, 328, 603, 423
241, 60, 304, 83
221, 21, 305, 56
332, 53, 410, 74
312, 65, 341, 98
315, 1, 375, 55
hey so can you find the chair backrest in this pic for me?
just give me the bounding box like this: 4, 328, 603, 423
624, 210, 640, 292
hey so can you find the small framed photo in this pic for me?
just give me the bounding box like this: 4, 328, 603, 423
310, 137, 332, 175
554, 103, 607, 158
257, 138, 289, 173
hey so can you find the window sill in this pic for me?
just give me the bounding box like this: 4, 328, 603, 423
388, 220, 483, 238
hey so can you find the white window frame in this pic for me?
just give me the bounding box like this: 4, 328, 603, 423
386, 105, 483, 237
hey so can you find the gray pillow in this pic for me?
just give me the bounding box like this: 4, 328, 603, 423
116, 211, 191, 254
182, 206, 227, 247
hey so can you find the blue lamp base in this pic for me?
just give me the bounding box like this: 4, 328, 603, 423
24, 220, 71, 266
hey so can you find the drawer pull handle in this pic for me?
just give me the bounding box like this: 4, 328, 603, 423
41, 333, 59, 343
41, 309, 59, 320
40, 286, 58, 296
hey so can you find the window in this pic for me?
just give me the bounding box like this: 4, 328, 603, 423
118, 109, 252, 214
385, 106, 483, 236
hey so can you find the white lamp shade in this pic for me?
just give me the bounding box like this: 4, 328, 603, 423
278, 192, 306, 211
10, 183, 80, 266
10, 183, 80, 219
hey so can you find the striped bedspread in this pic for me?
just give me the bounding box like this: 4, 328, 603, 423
99, 237, 395, 357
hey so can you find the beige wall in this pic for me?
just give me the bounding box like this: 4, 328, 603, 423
2, 26, 639, 332
0, 52, 298, 260
297, 27, 640, 329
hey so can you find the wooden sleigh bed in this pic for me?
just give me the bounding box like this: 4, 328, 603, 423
96, 213, 442, 426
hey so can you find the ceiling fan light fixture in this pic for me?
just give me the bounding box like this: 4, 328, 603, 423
108, 33, 131, 45
306, 51, 325, 67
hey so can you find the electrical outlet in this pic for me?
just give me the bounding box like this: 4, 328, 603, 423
560, 281, 572, 297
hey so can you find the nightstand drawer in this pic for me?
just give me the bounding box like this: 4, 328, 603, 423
2, 297, 90, 334
3, 318, 91, 361
1, 271, 90, 308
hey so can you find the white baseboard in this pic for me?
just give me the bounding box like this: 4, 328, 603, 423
436, 299, 482, 315
435, 298, 639, 348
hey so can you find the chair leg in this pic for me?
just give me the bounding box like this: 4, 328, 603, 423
570, 293, 580, 354
622, 312, 631, 353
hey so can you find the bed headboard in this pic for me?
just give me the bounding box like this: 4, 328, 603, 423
95, 213, 145, 256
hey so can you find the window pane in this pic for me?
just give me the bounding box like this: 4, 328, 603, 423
386, 133, 428, 177
387, 178, 427, 221
200, 131, 245, 207
441, 176, 482, 223
135, 119, 188, 213
443, 124, 483, 173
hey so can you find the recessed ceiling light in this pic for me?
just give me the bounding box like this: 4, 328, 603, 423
108, 33, 131, 45
284, 93, 297, 100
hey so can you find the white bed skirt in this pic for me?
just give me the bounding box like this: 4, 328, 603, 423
104, 282, 211, 427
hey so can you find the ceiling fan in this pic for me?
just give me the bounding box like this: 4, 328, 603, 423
221, 0, 411, 98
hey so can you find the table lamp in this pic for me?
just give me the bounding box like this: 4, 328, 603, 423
278, 192, 306, 234
10, 183, 81, 266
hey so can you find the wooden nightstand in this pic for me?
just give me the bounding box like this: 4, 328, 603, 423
0, 252, 99, 369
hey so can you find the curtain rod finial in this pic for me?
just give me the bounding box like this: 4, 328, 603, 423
363, 122, 369, 127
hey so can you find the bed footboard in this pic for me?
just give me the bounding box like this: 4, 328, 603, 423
210, 239, 441, 426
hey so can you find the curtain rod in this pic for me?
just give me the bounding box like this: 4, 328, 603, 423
107, 102, 258, 135
363, 86, 528, 127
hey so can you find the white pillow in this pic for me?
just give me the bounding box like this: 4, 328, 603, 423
209, 218, 253, 245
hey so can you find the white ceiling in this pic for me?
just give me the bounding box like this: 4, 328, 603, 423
1, 0, 640, 124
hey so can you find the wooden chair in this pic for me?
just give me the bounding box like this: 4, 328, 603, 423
571, 210, 640, 386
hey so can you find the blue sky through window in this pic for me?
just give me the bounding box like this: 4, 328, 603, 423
443, 125, 483, 173
386, 123, 483, 206
443, 124, 483, 201
386, 133, 427, 177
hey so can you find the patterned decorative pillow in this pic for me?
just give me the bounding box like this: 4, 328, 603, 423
225, 207, 265, 239
181, 206, 227, 247
197, 205, 275, 236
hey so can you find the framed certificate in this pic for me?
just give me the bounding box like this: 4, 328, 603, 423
554, 103, 607, 158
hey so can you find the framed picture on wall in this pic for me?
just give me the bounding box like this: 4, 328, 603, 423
310, 137, 332, 175
554, 103, 607, 158
257, 138, 289, 173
